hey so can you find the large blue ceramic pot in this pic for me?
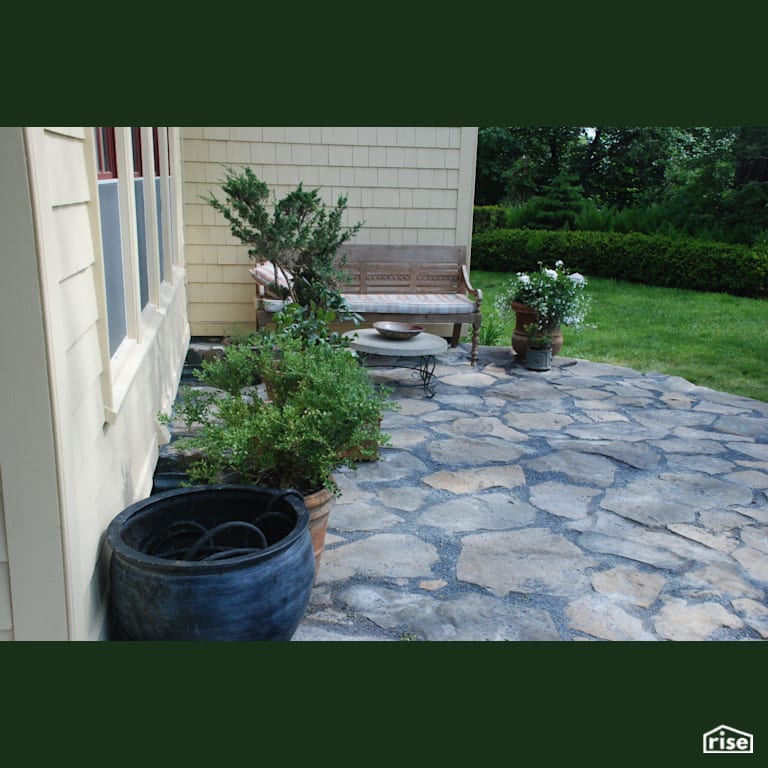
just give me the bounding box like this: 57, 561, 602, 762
107, 485, 315, 641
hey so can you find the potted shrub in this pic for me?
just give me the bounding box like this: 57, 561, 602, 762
494, 259, 591, 359
523, 323, 553, 371
163, 326, 395, 577
204, 165, 363, 316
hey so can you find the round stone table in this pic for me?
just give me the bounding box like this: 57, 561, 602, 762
344, 328, 448, 397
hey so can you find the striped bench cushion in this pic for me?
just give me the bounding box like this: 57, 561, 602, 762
342, 293, 476, 315
251, 263, 477, 316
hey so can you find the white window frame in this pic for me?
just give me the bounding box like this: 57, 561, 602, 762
88, 126, 181, 423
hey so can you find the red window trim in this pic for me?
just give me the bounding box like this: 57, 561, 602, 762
163, 128, 173, 176
153, 127, 161, 177
96, 127, 117, 180
96, 127, 171, 180
132, 127, 165, 177
131, 127, 143, 177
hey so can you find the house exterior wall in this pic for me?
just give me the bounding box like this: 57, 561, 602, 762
0, 127, 66, 640
181, 127, 478, 336
0, 127, 189, 640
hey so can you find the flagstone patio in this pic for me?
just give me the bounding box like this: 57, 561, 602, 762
291, 343, 768, 641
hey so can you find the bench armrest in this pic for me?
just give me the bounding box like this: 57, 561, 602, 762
460, 264, 483, 308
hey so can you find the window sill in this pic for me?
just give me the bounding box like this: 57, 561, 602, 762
103, 269, 186, 424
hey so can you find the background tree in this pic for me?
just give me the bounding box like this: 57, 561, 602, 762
662, 127, 736, 238
474, 127, 518, 205
475, 127, 585, 205
518, 172, 585, 230
721, 127, 768, 243
475, 125, 768, 246
576, 126, 683, 208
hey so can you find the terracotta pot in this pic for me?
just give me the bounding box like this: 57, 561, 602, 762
304, 486, 336, 581
510, 302, 563, 359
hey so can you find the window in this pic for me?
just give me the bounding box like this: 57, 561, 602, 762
131, 127, 171, 293
94, 126, 175, 357
95, 127, 117, 180
131, 127, 151, 308
95, 127, 127, 355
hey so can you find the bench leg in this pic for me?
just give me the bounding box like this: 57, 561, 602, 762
450, 322, 479, 366
471, 318, 480, 366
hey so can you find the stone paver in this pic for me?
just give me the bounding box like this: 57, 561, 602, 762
457, 528, 599, 598
178, 341, 768, 642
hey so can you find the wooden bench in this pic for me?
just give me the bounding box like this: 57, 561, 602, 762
251, 245, 483, 365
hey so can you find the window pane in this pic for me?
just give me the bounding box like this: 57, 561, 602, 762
156, 176, 165, 283
97, 178, 127, 354
135, 177, 150, 308
96, 127, 117, 180
131, 127, 143, 177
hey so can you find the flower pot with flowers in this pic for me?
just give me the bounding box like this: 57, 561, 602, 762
494, 260, 591, 360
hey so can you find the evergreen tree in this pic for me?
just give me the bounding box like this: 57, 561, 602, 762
523, 173, 585, 229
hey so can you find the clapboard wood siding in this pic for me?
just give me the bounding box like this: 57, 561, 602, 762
0, 127, 189, 639
182, 127, 478, 336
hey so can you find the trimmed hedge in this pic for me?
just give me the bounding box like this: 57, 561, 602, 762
472, 205, 507, 233
471, 229, 768, 298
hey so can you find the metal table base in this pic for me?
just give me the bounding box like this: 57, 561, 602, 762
356, 352, 439, 397
345, 329, 448, 398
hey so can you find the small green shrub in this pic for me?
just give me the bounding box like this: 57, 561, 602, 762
205, 166, 363, 310
169, 334, 395, 495
478, 310, 505, 346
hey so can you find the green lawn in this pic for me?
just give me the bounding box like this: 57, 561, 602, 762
470, 270, 768, 403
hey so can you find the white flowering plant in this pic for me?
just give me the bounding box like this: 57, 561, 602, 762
494, 260, 591, 328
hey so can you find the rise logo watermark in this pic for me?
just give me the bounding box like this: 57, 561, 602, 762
703, 725, 754, 754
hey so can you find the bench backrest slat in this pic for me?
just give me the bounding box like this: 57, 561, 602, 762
336, 245, 467, 295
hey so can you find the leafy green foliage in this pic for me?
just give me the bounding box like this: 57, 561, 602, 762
169, 331, 395, 495
205, 166, 363, 309
475, 127, 584, 205
272, 293, 362, 348
476, 127, 768, 247
579, 127, 680, 209
477, 310, 505, 346
197, 342, 261, 395
472, 205, 507, 233
523, 323, 553, 349
494, 260, 591, 328
511, 173, 585, 230
471, 228, 768, 298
